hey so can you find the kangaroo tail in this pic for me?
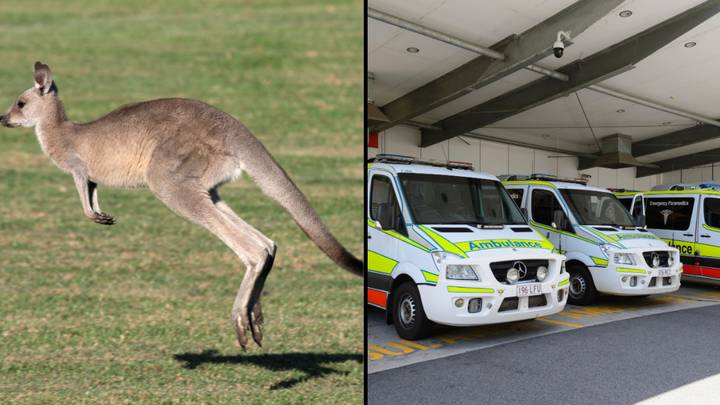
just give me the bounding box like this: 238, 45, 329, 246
243, 147, 363, 277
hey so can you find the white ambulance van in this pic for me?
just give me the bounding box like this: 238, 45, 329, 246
503, 175, 682, 305
615, 188, 720, 283
367, 155, 569, 339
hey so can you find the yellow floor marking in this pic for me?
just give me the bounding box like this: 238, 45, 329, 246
369, 344, 405, 356
536, 317, 584, 328
386, 342, 415, 353
437, 333, 478, 344
399, 339, 443, 350
668, 294, 710, 301
559, 306, 624, 319
368, 351, 384, 361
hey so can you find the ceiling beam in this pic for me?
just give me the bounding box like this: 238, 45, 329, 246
636, 147, 720, 177
632, 123, 720, 157
373, 0, 623, 132
421, 0, 720, 147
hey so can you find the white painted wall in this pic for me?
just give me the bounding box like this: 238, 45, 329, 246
370, 125, 682, 190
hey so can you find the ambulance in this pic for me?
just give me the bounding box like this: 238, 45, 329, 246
367, 155, 568, 340
502, 175, 682, 305
615, 187, 720, 283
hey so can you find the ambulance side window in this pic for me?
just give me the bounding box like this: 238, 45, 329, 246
644, 197, 694, 230
370, 175, 406, 235
508, 189, 524, 208
703, 198, 720, 228
531, 189, 571, 232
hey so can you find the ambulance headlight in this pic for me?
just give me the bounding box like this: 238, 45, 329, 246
432, 252, 448, 265
668, 254, 675, 267
446, 265, 478, 280
506, 268, 520, 284
613, 253, 635, 265
536, 266, 548, 281
600, 243, 612, 256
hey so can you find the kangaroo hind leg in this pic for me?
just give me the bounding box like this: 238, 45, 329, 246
210, 188, 277, 348
150, 184, 274, 349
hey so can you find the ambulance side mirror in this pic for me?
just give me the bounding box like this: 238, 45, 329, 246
376, 202, 394, 231
552, 209, 569, 232
634, 213, 646, 227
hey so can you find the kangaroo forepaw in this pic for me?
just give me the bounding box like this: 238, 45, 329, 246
232, 301, 264, 349
91, 212, 115, 225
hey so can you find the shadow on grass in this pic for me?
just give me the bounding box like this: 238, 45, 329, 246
173, 349, 362, 390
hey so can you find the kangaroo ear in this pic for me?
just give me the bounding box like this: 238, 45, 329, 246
33, 61, 53, 95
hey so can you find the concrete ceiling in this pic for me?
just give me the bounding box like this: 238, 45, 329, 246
368, 0, 720, 164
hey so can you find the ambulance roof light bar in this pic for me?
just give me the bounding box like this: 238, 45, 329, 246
372, 153, 474, 171
607, 188, 639, 193
501, 173, 590, 185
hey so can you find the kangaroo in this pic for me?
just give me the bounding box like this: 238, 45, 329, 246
0, 62, 363, 349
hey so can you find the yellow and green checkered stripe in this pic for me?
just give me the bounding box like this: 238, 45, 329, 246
367, 219, 430, 252
591, 257, 609, 266
422, 270, 439, 284
447, 286, 494, 294
558, 279, 569, 287
662, 238, 720, 259
502, 180, 557, 189
368, 251, 397, 274
417, 225, 468, 258
530, 221, 599, 244
616, 267, 647, 274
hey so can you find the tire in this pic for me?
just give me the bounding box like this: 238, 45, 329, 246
567, 263, 597, 306
392, 282, 433, 340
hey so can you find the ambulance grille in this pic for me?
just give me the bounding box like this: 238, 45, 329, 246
489, 260, 549, 284
642, 251, 670, 268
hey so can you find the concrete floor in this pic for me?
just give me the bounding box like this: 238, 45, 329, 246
368, 283, 720, 404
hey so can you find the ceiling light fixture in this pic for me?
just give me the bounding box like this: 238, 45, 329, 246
619, 10, 633, 18
684, 41, 697, 48
406, 47, 420, 53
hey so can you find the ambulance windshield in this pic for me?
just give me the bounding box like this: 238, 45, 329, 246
560, 189, 635, 227
398, 173, 526, 225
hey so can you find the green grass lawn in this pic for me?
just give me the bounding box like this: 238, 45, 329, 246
0, 0, 363, 403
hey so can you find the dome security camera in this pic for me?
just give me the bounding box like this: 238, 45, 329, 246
553, 31, 571, 58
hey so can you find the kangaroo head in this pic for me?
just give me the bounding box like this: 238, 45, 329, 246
1, 62, 58, 129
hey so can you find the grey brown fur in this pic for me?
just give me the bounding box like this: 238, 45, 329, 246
0, 62, 362, 349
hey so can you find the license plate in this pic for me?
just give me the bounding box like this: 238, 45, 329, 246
516, 283, 542, 297
657, 268, 673, 277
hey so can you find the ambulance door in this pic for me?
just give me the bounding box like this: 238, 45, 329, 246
529, 187, 570, 254
698, 195, 720, 278
644, 195, 698, 274
367, 172, 403, 308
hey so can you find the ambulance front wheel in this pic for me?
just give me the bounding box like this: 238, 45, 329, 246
392, 282, 433, 340
567, 262, 597, 306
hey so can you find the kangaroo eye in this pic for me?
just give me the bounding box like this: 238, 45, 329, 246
17, 101, 26, 109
